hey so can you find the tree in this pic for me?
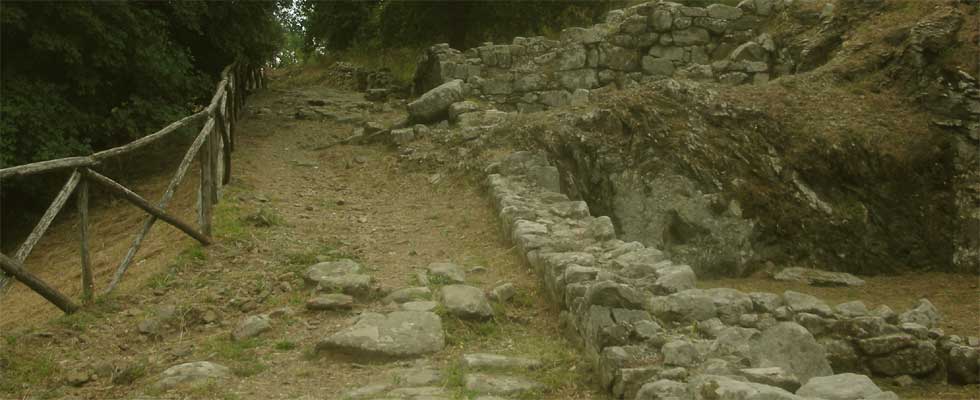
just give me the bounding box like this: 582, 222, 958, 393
0, 1, 285, 168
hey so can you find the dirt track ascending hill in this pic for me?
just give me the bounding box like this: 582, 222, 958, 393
0, 76, 606, 399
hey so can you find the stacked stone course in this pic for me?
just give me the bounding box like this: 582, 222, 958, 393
485, 151, 979, 399
414, 0, 786, 113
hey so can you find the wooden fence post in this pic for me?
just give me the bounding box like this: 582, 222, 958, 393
199, 126, 214, 237
77, 176, 93, 302
0, 253, 79, 314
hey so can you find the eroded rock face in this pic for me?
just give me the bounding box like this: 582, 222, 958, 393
316, 311, 445, 359
611, 172, 755, 278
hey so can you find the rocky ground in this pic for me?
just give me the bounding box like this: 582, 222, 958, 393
0, 77, 608, 400
1, 0, 978, 396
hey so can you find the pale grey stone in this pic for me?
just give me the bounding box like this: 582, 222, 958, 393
489, 283, 517, 302
464, 373, 544, 396
316, 311, 445, 358
154, 361, 230, 391
857, 334, 916, 356
557, 69, 598, 91
400, 300, 439, 312
408, 79, 464, 123
707, 3, 744, 19
441, 285, 493, 320
385, 287, 432, 304
635, 379, 687, 400
691, 375, 803, 400
738, 367, 801, 392
749, 322, 833, 383
449, 101, 480, 122
663, 340, 700, 367
642, 56, 676, 76
835, 300, 869, 318
305, 259, 362, 284
427, 262, 466, 283
898, 298, 941, 328
462, 353, 542, 370
774, 267, 865, 287
672, 28, 710, 46
783, 290, 834, 317
796, 373, 883, 400
306, 293, 354, 310
232, 315, 270, 341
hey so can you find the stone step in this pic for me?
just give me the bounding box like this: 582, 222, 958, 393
461, 353, 542, 370
464, 373, 544, 396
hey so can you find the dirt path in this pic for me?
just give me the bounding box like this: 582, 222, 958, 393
0, 77, 605, 399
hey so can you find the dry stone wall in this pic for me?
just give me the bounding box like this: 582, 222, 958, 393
413, 0, 785, 113
485, 151, 979, 400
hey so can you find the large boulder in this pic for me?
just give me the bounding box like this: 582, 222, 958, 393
795, 373, 883, 400
749, 322, 833, 384
316, 311, 445, 359
407, 79, 464, 123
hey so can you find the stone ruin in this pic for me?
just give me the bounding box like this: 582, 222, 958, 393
412, 0, 785, 115
484, 150, 978, 400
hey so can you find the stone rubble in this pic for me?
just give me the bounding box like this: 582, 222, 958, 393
483, 150, 977, 399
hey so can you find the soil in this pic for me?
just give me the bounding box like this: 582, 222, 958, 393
0, 75, 606, 399
0, 68, 977, 399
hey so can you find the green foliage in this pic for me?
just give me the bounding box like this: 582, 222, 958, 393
300, 0, 628, 56
0, 2, 284, 169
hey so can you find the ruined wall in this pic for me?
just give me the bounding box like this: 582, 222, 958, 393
485, 150, 979, 400
414, 0, 785, 112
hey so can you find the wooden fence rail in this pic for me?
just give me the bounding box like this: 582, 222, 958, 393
0, 62, 266, 313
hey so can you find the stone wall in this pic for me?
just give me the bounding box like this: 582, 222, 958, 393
414, 0, 785, 112
485, 151, 979, 399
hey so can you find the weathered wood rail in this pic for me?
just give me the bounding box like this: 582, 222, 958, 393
0, 62, 266, 313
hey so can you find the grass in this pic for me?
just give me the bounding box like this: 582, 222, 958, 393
0, 337, 60, 394
200, 336, 268, 377
273, 340, 297, 351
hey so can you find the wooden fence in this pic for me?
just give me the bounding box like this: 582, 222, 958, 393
0, 62, 266, 314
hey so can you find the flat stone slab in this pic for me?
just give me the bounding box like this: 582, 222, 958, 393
304, 259, 363, 283
384, 286, 432, 303
401, 301, 439, 312
154, 361, 230, 390
306, 293, 355, 311
440, 285, 493, 320
314, 274, 374, 296
316, 311, 445, 359
774, 267, 865, 287
462, 353, 543, 370
464, 373, 544, 396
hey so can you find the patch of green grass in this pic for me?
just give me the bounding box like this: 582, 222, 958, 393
273, 340, 297, 351
111, 360, 148, 385
200, 337, 268, 377
203, 336, 264, 361
214, 201, 250, 242
54, 310, 99, 332
230, 362, 268, 377
243, 207, 285, 228
0, 340, 60, 394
